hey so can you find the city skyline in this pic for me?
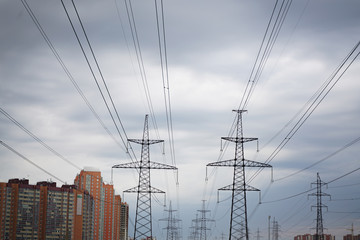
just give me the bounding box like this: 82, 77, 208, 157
0, 168, 129, 239
1, 0, 359, 239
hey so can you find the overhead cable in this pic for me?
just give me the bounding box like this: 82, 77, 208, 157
261, 165, 360, 204
0, 107, 81, 170
20, 0, 125, 153
214, 0, 293, 173
0, 107, 108, 183
275, 136, 360, 181
60, 0, 137, 162
240, 0, 293, 110
154, 0, 176, 168
0, 140, 65, 183
248, 40, 360, 183
124, 0, 161, 141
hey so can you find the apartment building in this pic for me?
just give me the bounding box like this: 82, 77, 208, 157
74, 167, 129, 240
0, 178, 93, 239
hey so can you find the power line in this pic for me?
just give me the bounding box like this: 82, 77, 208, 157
330, 197, 360, 202
124, 0, 180, 218
248, 40, 360, 184
154, 0, 176, 169
0, 140, 64, 183
124, 0, 161, 141
214, 0, 293, 178
240, 0, 293, 111
261, 165, 360, 204
329, 182, 360, 189
0, 107, 81, 170
0, 107, 108, 184
275, 136, 360, 181
20, 0, 126, 153
60, 0, 138, 162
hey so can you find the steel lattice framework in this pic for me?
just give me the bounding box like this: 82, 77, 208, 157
207, 110, 272, 240
308, 173, 330, 240
159, 201, 182, 240
113, 115, 177, 240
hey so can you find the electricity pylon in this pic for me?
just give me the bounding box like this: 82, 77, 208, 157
255, 228, 262, 240
198, 200, 215, 240
189, 213, 200, 240
271, 218, 280, 240
308, 172, 330, 240
346, 223, 354, 240
159, 201, 182, 240
189, 201, 214, 240
112, 114, 177, 240
207, 110, 272, 240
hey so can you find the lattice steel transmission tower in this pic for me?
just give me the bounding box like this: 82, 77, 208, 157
112, 115, 177, 240
189, 201, 214, 240
159, 201, 182, 240
198, 200, 214, 240
308, 173, 330, 240
271, 218, 280, 240
255, 228, 262, 240
207, 110, 272, 240
189, 213, 200, 240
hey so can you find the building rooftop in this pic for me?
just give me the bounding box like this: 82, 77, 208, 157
83, 166, 100, 172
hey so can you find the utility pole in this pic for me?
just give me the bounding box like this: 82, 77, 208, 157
308, 173, 330, 240
112, 115, 177, 240
159, 201, 182, 240
207, 110, 272, 240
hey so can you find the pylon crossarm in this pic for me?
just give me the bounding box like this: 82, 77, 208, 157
243, 159, 272, 168
112, 161, 140, 169
149, 161, 178, 170
128, 138, 164, 145
244, 184, 260, 191
207, 159, 236, 167
311, 205, 328, 211
222, 137, 258, 143
149, 186, 165, 194
207, 159, 272, 168
308, 192, 331, 198
218, 184, 260, 192
218, 184, 233, 191
124, 186, 140, 193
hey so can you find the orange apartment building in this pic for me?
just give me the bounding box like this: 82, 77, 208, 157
0, 168, 128, 240
114, 195, 129, 240
74, 167, 129, 240
294, 234, 335, 240
0, 178, 93, 239
75, 167, 104, 240
344, 234, 360, 240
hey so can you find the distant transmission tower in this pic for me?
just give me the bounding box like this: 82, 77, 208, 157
189, 213, 200, 240
308, 172, 330, 240
255, 228, 262, 240
198, 200, 215, 240
271, 218, 280, 240
159, 201, 182, 240
207, 110, 272, 240
189, 201, 214, 240
112, 115, 177, 240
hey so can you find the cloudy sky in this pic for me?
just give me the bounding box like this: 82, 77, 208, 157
1, 0, 359, 239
